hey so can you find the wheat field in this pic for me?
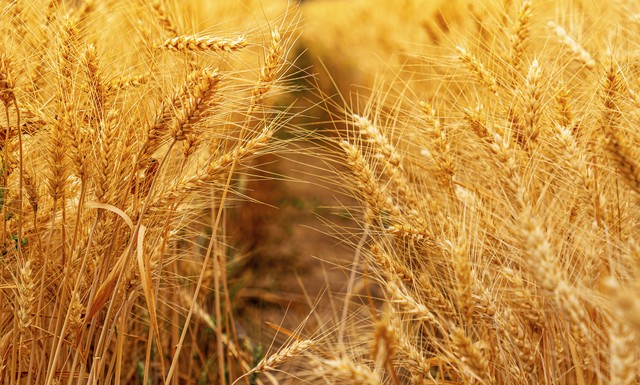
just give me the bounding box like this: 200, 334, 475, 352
1, 0, 639, 384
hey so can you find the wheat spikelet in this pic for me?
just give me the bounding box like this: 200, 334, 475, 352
354, 113, 402, 169
418, 273, 456, 315
386, 224, 435, 244
394, 329, 433, 380
552, 123, 606, 225
67, 124, 90, 182
498, 268, 543, 324
601, 64, 624, 131
554, 83, 574, 129
161, 35, 247, 52
182, 134, 200, 159
463, 105, 491, 139
484, 121, 521, 196
67, 291, 84, 342
600, 66, 640, 195
353, 113, 422, 209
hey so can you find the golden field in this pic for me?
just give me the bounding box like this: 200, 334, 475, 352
0, 0, 639, 384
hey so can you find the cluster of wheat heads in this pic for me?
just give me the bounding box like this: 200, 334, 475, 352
0, 0, 298, 383
252, 0, 640, 384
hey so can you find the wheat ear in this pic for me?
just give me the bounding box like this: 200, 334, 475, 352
155, 127, 273, 206
452, 237, 474, 324
106, 73, 149, 92
509, 0, 532, 72
249, 339, 315, 374
83, 43, 105, 123
151, 0, 178, 35
0, 55, 15, 106
387, 280, 440, 328
522, 59, 542, 145
548, 21, 595, 69
451, 326, 491, 383
456, 46, 499, 95
317, 357, 383, 385
519, 203, 589, 331
252, 27, 284, 103
16, 259, 35, 333
340, 139, 399, 223
609, 316, 636, 385
161, 35, 247, 52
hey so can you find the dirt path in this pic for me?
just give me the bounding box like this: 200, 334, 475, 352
229, 141, 357, 345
